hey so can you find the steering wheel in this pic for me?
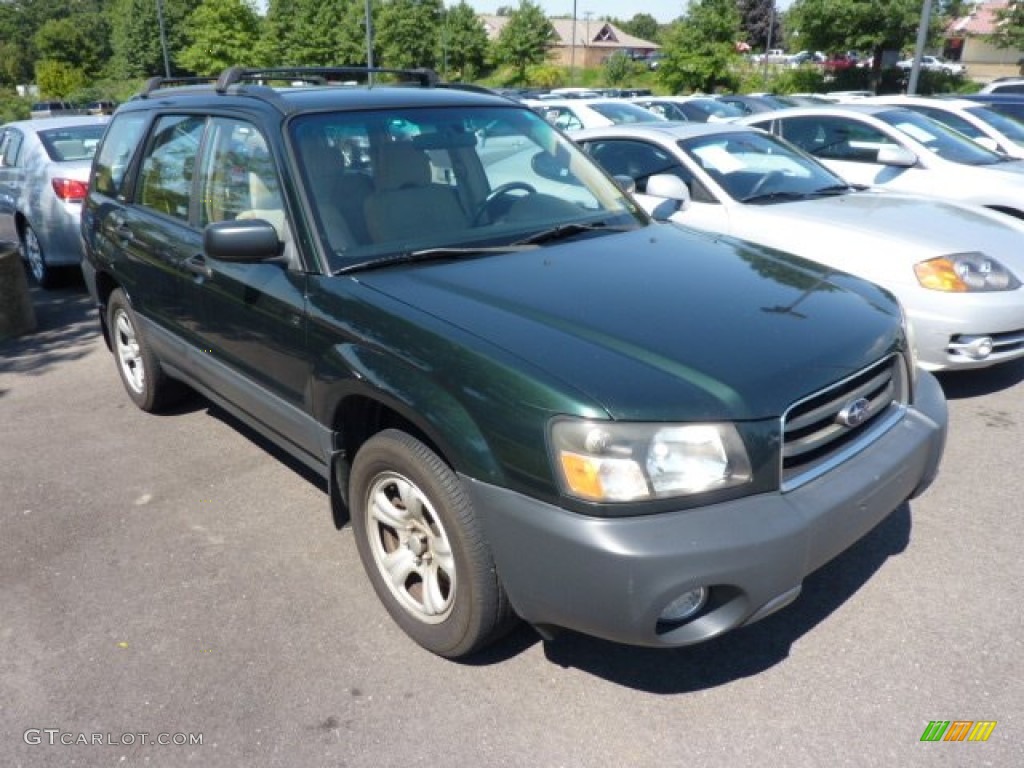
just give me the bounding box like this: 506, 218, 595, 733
473, 182, 537, 225
745, 170, 786, 200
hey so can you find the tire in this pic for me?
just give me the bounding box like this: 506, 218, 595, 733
350, 429, 517, 658
21, 222, 57, 289
106, 288, 183, 412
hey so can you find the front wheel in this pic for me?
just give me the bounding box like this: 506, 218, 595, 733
106, 288, 184, 412
350, 430, 517, 658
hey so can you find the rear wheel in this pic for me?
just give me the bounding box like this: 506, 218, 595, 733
21, 223, 57, 289
350, 429, 517, 658
107, 288, 184, 412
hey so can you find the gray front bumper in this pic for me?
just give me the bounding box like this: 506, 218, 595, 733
463, 370, 947, 648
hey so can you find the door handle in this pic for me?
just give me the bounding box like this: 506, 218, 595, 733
184, 254, 212, 279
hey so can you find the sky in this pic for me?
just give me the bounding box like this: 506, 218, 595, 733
463, 0, 794, 26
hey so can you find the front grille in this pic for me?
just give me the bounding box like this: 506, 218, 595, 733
781, 354, 908, 490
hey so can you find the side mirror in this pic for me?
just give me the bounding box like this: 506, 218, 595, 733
612, 174, 636, 194
639, 174, 692, 220
204, 219, 282, 263
647, 173, 691, 206
876, 145, 917, 168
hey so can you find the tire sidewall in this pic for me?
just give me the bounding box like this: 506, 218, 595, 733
350, 430, 488, 658
107, 289, 156, 411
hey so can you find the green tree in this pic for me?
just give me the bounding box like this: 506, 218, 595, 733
35, 59, 89, 98
604, 51, 636, 85
179, 0, 261, 74
989, 1, 1024, 50
109, 0, 200, 78
258, 0, 373, 67
442, 2, 490, 80
492, 0, 556, 84
787, 0, 934, 83
658, 0, 742, 93
377, 0, 445, 69
34, 14, 111, 79
738, 0, 777, 51
615, 13, 661, 44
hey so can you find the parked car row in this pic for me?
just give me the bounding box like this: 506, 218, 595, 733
525, 88, 1024, 373
576, 120, 1024, 372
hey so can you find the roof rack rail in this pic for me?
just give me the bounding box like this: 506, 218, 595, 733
214, 66, 441, 92
138, 75, 219, 98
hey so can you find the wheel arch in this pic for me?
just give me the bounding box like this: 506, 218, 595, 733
316, 346, 507, 518
91, 269, 124, 351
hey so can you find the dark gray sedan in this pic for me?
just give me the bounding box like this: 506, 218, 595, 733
0, 115, 109, 287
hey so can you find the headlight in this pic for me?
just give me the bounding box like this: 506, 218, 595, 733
913, 252, 1020, 292
550, 419, 752, 502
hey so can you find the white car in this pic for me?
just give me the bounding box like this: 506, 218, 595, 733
524, 98, 666, 133
897, 55, 966, 76
863, 95, 1024, 158
631, 95, 745, 123
574, 121, 1024, 371
738, 104, 1024, 218
979, 77, 1024, 95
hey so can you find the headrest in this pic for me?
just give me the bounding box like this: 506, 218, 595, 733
375, 142, 431, 190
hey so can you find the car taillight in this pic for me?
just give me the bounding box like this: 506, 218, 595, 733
52, 178, 89, 201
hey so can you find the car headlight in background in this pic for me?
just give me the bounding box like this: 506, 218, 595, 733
913, 252, 1020, 292
550, 419, 752, 502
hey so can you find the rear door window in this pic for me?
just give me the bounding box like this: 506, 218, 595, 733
92, 113, 149, 198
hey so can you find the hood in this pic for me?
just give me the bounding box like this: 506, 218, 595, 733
727, 190, 1024, 285
353, 226, 902, 422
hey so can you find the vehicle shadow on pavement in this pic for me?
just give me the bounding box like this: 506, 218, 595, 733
534, 503, 913, 691
934, 358, 1024, 399
0, 272, 99, 383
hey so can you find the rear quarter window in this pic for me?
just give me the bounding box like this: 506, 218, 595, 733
92, 113, 148, 197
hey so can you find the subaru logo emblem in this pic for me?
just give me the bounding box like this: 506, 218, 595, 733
837, 397, 871, 427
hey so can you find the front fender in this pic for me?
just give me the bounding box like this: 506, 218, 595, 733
312, 341, 505, 486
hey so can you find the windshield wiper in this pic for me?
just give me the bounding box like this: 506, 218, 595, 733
513, 221, 632, 246
806, 183, 853, 197
336, 245, 536, 274
740, 190, 809, 204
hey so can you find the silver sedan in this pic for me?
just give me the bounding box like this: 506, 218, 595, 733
575, 121, 1024, 371
0, 115, 109, 287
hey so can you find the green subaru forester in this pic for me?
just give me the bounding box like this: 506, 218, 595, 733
81, 67, 947, 658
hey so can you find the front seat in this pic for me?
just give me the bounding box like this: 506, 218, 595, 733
364, 142, 468, 243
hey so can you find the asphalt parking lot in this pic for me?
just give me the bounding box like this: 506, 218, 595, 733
2, 278, 1022, 768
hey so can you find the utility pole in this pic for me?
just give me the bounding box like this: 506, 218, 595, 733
907, 0, 934, 95
571, 0, 577, 85
156, 0, 171, 78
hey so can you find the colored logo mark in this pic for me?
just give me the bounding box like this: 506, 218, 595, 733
920, 720, 997, 742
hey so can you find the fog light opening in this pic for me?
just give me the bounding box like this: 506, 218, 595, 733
965, 336, 994, 360
658, 587, 709, 625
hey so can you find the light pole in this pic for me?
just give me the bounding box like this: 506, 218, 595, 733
365, 0, 374, 73
762, 3, 775, 78
907, 0, 934, 95
570, 0, 577, 85
438, 6, 448, 80
156, 0, 171, 78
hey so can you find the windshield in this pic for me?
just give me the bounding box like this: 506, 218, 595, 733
681, 130, 847, 202
875, 108, 1006, 166
290, 105, 645, 272
586, 101, 666, 124
965, 105, 1024, 147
